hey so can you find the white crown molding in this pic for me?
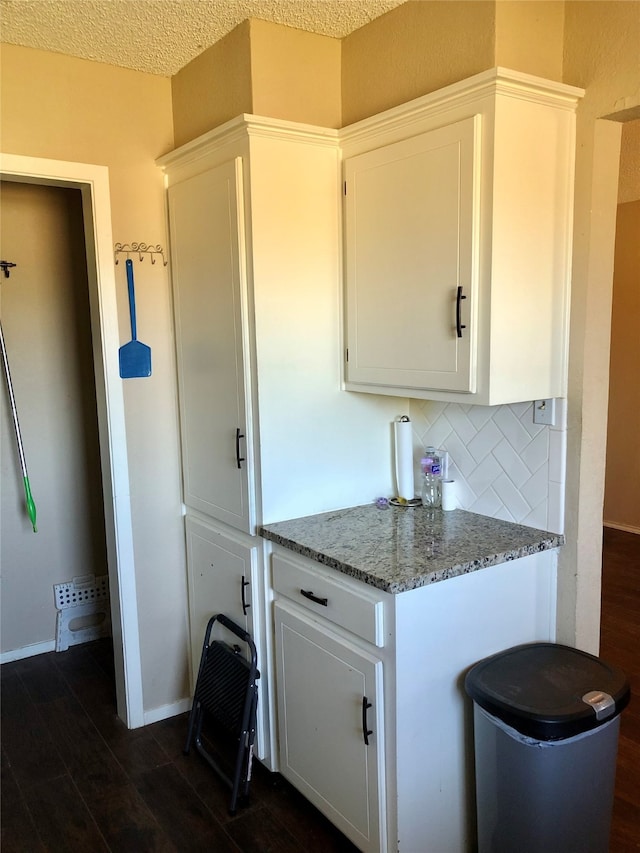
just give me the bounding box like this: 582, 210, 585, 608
156, 115, 249, 171
157, 113, 339, 173
339, 67, 585, 148
243, 114, 339, 146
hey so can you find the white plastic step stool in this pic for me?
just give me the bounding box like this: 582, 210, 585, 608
53, 574, 111, 651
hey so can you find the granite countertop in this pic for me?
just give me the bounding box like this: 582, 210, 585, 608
259, 505, 564, 594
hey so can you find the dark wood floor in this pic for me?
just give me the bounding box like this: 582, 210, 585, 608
1, 638, 358, 853
600, 527, 640, 852
2, 526, 638, 852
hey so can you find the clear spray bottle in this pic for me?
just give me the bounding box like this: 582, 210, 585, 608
420, 446, 442, 508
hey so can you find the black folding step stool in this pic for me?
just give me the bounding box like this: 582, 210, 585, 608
184, 614, 260, 814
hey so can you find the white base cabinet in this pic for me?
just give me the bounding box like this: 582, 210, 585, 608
274, 600, 385, 853
184, 515, 269, 748
271, 545, 558, 852
185, 516, 257, 688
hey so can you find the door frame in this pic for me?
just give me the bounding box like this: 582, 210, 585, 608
0, 152, 144, 728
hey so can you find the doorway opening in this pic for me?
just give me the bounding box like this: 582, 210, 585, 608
597, 115, 640, 847
602, 118, 640, 537
0, 153, 143, 728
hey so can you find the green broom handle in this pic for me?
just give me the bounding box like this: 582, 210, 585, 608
0, 321, 37, 532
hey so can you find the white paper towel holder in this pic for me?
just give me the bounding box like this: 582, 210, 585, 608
394, 414, 415, 502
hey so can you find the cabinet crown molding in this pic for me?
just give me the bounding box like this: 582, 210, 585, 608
157, 114, 339, 173
339, 66, 585, 148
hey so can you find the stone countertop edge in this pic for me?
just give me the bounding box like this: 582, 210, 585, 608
258, 505, 564, 594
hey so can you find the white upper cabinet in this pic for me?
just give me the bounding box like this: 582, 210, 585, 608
344, 116, 479, 394
341, 68, 584, 406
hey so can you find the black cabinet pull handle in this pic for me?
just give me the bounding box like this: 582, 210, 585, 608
241, 576, 250, 615
362, 696, 373, 745
456, 285, 467, 338
300, 589, 328, 607
235, 427, 245, 469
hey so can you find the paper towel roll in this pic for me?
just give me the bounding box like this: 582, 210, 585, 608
394, 417, 414, 501
441, 480, 457, 512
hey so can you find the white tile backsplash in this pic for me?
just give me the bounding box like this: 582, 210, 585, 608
549, 429, 567, 484
520, 430, 549, 473
468, 420, 504, 462
521, 465, 550, 509
467, 405, 495, 430
493, 473, 534, 519
492, 440, 532, 488
411, 399, 566, 534
446, 405, 478, 443
467, 455, 503, 494
548, 481, 566, 534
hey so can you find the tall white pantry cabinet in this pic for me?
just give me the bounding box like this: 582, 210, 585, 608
158, 116, 399, 763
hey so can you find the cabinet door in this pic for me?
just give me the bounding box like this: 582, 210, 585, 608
344, 115, 480, 394
274, 600, 386, 853
185, 516, 257, 689
168, 159, 253, 532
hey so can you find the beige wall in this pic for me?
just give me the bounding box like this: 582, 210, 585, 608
249, 19, 341, 128
560, 1, 640, 651
495, 1, 564, 81
340, 0, 568, 127
1, 182, 107, 651
618, 118, 640, 204
172, 18, 341, 148
172, 21, 253, 148
0, 44, 190, 712
604, 119, 640, 532
341, 0, 496, 125
604, 199, 640, 532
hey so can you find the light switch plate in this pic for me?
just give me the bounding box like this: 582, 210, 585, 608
533, 399, 556, 426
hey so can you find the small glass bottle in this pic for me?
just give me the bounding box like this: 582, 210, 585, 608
420, 447, 442, 508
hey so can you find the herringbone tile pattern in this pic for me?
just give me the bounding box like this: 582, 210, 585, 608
412, 399, 567, 532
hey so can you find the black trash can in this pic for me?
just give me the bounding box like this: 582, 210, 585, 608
465, 642, 630, 853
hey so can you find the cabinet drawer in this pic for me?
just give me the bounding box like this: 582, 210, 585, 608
272, 553, 385, 647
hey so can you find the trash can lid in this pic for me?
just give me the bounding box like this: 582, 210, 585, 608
464, 642, 630, 741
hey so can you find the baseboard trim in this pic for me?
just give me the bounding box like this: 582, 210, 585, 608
1, 640, 56, 664
143, 697, 192, 726
604, 521, 640, 535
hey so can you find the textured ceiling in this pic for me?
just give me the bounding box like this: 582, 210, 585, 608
0, 0, 407, 77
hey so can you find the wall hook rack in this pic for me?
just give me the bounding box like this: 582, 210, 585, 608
114, 243, 167, 266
